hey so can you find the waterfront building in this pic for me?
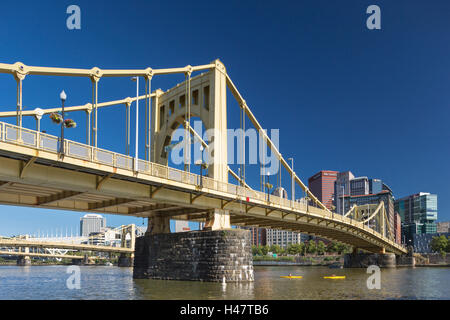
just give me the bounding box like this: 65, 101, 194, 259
241, 227, 267, 246
308, 170, 339, 210
266, 229, 303, 248
395, 192, 438, 243
80, 214, 106, 237
412, 232, 450, 253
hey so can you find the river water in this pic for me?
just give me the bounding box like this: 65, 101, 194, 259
0, 265, 448, 300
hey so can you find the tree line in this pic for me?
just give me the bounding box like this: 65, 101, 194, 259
430, 235, 450, 257
252, 241, 352, 256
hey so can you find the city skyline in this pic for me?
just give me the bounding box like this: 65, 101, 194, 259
0, 0, 449, 236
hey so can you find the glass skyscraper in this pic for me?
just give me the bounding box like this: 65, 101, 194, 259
394, 192, 437, 243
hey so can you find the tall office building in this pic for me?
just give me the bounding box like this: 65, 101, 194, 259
343, 190, 395, 240
437, 222, 450, 233
266, 229, 303, 248
395, 192, 438, 243
334, 171, 354, 214
350, 176, 370, 196
308, 170, 339, 210
241, 227, 267, 246
80, 214, 106, 236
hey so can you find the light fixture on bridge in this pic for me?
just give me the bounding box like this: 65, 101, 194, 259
60, 90, 67, 102
265, 171, 273, 202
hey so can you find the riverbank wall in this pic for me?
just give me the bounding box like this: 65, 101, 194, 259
253, 254, 343, 266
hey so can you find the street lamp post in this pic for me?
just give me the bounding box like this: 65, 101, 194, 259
238, 167, 241, 186
195, 146, 208, 188
132, 77, 139, 171
265, 171, 273, 202
50, 91, 76, 160
60, 90, 66, 158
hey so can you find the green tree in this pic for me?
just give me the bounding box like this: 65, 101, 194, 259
306, 241, 317, 255
327, 241, 340, 253
287, 243, 303, 255
335, 242, 351, 254
298, 243, 305, 255
260, 245, 269, 256
317, 241, 326, 255
286, 244, 295, 255
270, 244, 282, 255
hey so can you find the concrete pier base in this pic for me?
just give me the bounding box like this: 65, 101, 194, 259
17, 256, 31, 266
118, 254, 134, 267
133, 229, 254, 282
344, 253, 396, 268
396, 255, 416, 267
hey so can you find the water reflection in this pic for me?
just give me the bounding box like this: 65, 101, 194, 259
0, 265, 448, 300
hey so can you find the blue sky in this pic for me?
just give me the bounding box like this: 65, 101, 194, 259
0, 0, 449, 236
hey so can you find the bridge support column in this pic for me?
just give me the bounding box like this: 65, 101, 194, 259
133, 228, 253, 282
146, 213, 170, 235
203, 209, 231, 231
396, 255, 416, 267
17, 256, 31, 266
344, 251, 396, 268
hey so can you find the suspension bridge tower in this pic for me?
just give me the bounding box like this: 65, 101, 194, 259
133, 60, 253, 282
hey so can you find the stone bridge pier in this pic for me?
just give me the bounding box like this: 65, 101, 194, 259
344, 248, 397, 268
17, 255, 31, 266
133, 210, 254, 282
17, 245, 31, 266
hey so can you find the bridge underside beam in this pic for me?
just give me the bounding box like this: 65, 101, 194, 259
231, 216, 388, 253
38, 191, 84, 205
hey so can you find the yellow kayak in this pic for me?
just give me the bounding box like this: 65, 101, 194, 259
280, 276, 303, 279
323, 276, 346, 280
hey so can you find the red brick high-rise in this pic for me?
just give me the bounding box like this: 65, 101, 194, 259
308, 170, 339, 210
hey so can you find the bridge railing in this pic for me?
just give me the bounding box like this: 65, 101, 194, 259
0, 121, 405, 252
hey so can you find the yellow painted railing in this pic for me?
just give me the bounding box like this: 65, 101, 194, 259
0, 121, 406, 253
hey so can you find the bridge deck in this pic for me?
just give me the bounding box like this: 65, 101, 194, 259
0, 239, 133, 253
0, 250, 84, 259
0, 122, 406, 255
